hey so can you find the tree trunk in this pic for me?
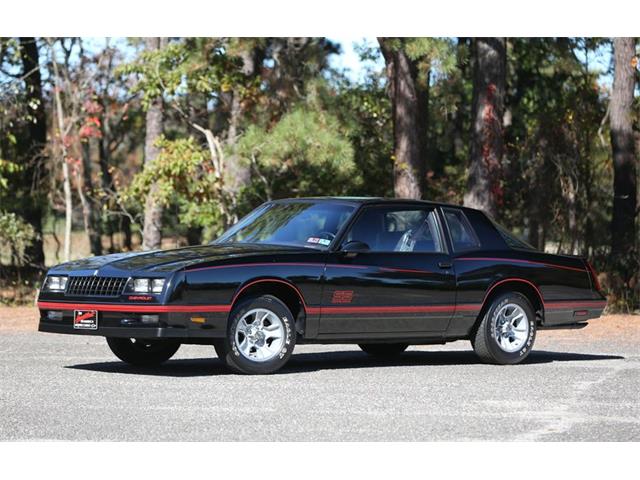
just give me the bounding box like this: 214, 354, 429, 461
452, 37, 470, 161
141, 37, 167, 251
415, 66, 430, 177
464, 37, 506, 218
49, 40, 73, 262
610, 37, 638, 269
379, 38, 423, 199
97, 79, 130, 252
225, 45, 259, 195
80, 141, 102, 255
528, 157, 542, 250
18, 37, 46, 266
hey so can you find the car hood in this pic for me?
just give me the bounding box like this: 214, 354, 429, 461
48, 243, 313, 274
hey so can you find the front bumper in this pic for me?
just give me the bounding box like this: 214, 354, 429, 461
37, 302, 228, 339
38, 321, 191, 338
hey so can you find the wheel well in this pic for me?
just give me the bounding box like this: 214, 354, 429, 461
477, 280, 545, 326
231, 280, 305, 329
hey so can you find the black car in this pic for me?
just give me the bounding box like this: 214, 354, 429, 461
38, 197, 606, 374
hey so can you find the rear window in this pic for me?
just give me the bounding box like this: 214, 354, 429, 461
492, 221, 537, 251
443, 208, 481, 252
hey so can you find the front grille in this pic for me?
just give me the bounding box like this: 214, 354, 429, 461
66, 276, 128, 297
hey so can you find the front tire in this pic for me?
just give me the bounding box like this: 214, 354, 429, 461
359, 343, 409, 357
472, 292, 536, 365
216, 295, 296, 374
106, 337, 180, 366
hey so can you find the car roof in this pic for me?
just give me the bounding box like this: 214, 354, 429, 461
272, 196, 481, 213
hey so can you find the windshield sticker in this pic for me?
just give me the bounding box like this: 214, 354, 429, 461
307, 237, 331, 246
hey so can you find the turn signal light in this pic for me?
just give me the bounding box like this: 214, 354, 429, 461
140, 314, 159, 324
46, 311, 64, 321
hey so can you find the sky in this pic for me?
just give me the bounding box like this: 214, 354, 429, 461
327, 36, 385, 82
8, 37, 619, 93
328, 37, 615, 89
78, 36, 385, 84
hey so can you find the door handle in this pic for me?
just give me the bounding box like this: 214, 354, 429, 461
438, 261, 452, 269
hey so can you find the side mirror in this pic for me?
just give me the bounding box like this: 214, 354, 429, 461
340, 240, 370, 254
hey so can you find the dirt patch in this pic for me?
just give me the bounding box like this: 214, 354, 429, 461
0, 306, 39, 332
1, 307, 638, 343
538, 314, 640, 347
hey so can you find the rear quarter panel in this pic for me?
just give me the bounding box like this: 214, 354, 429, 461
448, 251, 606, 336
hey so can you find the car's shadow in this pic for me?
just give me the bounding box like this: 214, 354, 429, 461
65, 349, 625, 378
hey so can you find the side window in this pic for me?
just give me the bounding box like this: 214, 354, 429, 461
443, 208, 481, 252
345, 207, 444, 253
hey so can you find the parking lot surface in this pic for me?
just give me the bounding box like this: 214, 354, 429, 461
1, 309, 638, 441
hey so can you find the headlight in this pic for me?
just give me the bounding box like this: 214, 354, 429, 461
43, 276, 68, 291
133, 278, 150, 293
131, 278, 165, 294
151, 279, 165, 293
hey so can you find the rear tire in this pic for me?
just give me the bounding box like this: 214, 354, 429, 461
106, 337, 180, 366
358, 343, 409, 357
472, 292, 536, 365
216, 295, 296, 374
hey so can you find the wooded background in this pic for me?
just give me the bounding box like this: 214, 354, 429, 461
0, 37, 638, 310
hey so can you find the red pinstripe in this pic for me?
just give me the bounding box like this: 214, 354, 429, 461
186, 262, 325, 273
458, 257, 587, 273
318, 305, 457, 314
230, 278, 320, 315
480, 278, 545, 308
546, 301, 606, 309
37, 301, 230, 313
186, 262, 431, 273
378, 266, 432, 274
37, 298, 605, 317
38, 270, 604, 320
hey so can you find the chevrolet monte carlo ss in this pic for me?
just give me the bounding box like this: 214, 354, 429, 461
38, 197, 606, 374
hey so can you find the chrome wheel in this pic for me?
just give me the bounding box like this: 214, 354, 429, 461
493, 303, 529, 353
234, 308, 285, 363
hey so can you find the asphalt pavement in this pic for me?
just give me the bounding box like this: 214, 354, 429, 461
0, 326, 638, 441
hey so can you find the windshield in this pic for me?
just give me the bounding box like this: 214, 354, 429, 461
215, 201, 356, 249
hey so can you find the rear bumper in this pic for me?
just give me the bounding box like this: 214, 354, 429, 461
544, 300, 606, 327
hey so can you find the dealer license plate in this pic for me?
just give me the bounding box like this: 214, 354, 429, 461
73, 310, 98, 330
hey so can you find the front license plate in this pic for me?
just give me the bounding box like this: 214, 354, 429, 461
74, 310, 98, 330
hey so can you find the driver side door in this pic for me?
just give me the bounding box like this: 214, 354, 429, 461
319, 204, 456, 337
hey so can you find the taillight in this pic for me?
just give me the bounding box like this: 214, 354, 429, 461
586, 261, 601, 292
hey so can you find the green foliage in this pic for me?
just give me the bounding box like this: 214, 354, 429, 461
382, 37, 457, 85
0, 159, 25, 216
423, 39, 471, 203
118, 39, 253, 110
124, 106, 357, 237
0, 36, 637, 310
236, 108, 357, 202
0, 158, 21, 192
328, 76, 394, 197
0, 212, 35, 265
403, 38, 457, 77
124, 136, 225, 232
503, 38, 611, 249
